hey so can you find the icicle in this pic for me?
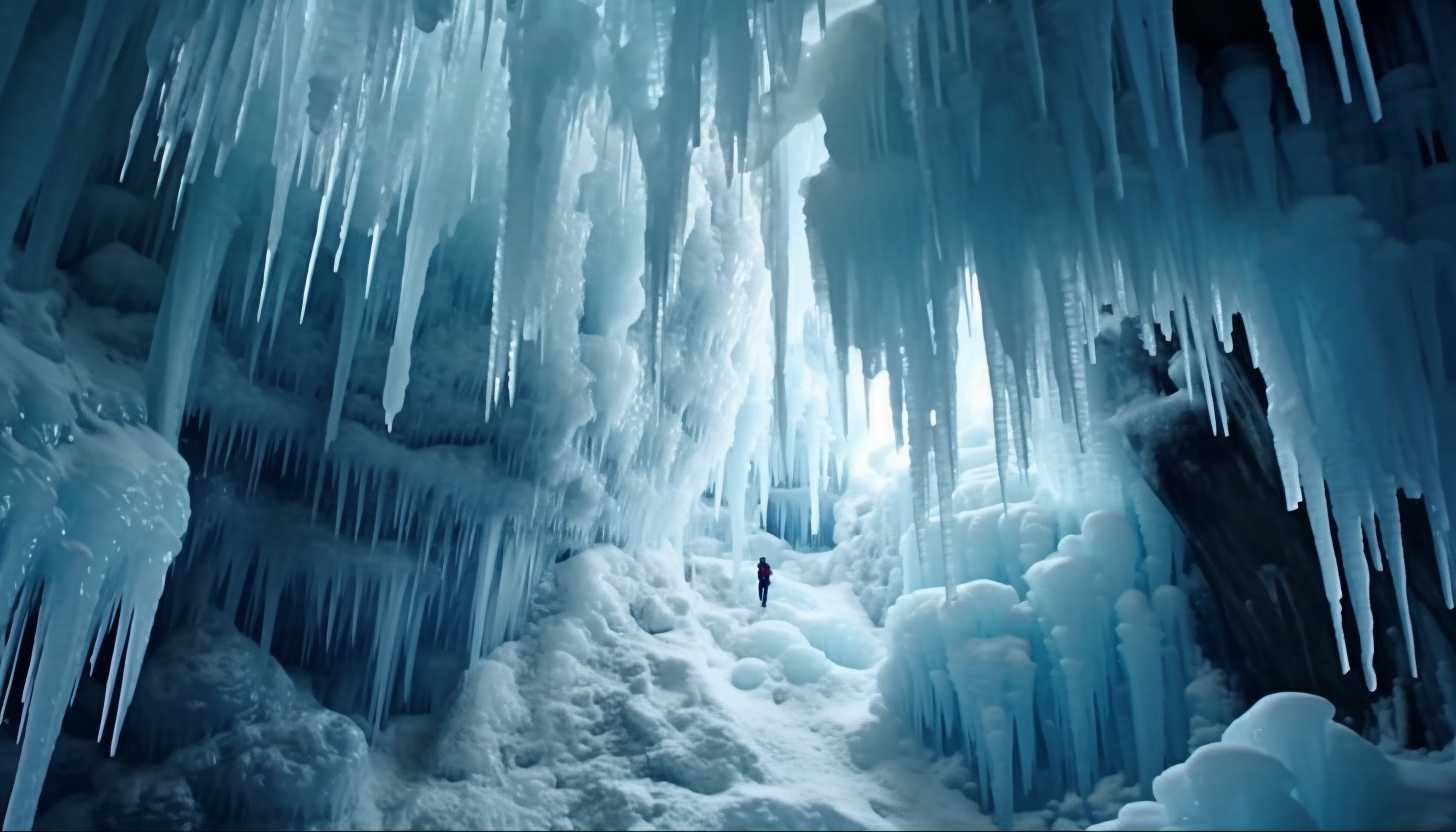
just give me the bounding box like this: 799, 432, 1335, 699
1009, 0, 1046, 116
0, 0, 38, 96
1316, 0, 1354, 105
4, 545, 107, 832
146, 169, 249, 443
326, 270, 366, 450
1376, 491, 1418, 677
0, 4, 79, 249
1259, 0, 1313, 123
300, 133, 346, 323
1114, 0, 1160, 149
1335, 0, 1381, 121
365, 221, 383, 298
1153, 0, 1186, 164
55, 0, 113, 133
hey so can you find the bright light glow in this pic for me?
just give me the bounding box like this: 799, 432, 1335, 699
844, 277, 993, 487
957, 274, 994, 427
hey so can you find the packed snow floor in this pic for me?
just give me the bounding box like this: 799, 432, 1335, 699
348, 536, 1133, 831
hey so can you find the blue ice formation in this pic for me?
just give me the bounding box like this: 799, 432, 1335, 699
878, 434, 1198, 827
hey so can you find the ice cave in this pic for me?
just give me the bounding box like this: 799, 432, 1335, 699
4, 0, 1456, 829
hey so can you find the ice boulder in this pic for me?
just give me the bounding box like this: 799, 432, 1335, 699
729, 619, 811, 661
780, 643, 833, 684
124, 612, 296, 759
1217, 692, 1396, 830
70, 242, 166, 313
172, 706, 369, 826
730, 658, 771, 690
94, 771, 205, 831
1090, 801, 1169, 831
1150, 742, 1317, 830
631, 594, 684, 635
34, 795, 95, 831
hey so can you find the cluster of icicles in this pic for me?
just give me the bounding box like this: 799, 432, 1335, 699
797, 0, 1456, 703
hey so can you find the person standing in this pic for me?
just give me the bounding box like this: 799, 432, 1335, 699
757, 557, 772, 607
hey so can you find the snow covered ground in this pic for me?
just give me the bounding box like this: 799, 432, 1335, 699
352, 538, 987, 830
349, 533, 1148, 831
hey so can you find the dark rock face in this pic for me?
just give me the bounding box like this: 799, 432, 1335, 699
1106, 316, 1456, 746
413, 0, 455, 32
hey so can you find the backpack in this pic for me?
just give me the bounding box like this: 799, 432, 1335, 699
757, 563, 771, 582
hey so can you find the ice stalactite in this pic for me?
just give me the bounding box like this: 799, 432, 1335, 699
386, 11, 504, 429
0, 4, 84, 264
325, 263, 366, 451
496, 0, 600, 402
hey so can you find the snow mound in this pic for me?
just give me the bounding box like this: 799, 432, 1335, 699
1093, 691, 1456, 832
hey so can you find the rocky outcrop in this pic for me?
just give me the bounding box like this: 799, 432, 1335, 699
1108, 317, 1456, 747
